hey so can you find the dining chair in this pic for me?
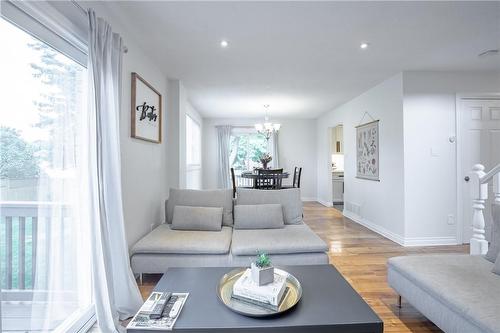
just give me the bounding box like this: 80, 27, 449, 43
257, 168, 283, 190
282, 167, 302, 189
230, 168, 237, 198
231, 168, 253, 198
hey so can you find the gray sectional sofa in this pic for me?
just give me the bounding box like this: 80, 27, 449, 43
131, 188, 328, 276
388, 205, 500, 333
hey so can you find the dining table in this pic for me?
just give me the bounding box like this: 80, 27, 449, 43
240, 170, 290, 189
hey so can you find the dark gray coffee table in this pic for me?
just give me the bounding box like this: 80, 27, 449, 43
128, 265, 383, 333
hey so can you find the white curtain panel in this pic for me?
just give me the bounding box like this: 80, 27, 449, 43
268, 131, 280, 168
87, 9, 142, 332
29, 47, 92, 332
216, 125, 232, 188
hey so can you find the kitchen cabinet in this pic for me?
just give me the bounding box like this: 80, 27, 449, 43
334, 125, 343, 154
332, 173, 344, 204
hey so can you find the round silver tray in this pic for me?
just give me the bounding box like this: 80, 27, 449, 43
217, 267, 302, 317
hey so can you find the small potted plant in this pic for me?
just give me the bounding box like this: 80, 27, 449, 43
251, 252, 274, 286
259, 153, 272, 170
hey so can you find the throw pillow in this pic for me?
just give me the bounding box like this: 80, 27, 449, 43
166, 188, 233, 226
171, 205, 223, 231
234, 204, 285, 229
236, 188, 303, 225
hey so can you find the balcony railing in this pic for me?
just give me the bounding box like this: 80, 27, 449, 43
1, 202, 40, 290
1, 201, 74, 331
1, 202, 72, 291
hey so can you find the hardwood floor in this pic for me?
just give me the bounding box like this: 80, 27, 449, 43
137, 201, 468, 332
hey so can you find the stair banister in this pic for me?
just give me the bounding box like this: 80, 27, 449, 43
481, 163, 500, 185
470, 163, 500, 255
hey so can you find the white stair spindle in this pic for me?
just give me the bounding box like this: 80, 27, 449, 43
470, 164, 488, 255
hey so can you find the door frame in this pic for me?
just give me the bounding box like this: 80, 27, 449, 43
326, 124, 343, 206
455, 93, 500, 244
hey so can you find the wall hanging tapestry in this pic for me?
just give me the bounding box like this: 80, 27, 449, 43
356, 115, 379, 181
131, 72, 162, 143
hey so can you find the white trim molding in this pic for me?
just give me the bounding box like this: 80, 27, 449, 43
403, 236, 458, 247
301, 197, 319, 202
316, 198, 333, 207
343, 210, 458, 247
343, 210, 405, 245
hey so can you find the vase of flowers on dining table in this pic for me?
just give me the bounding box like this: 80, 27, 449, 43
260, 153, 272, 170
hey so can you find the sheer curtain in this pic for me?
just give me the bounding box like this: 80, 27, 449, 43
268, 131, 280, 168
31, 41, 91, 333
86, 9, 142, 332
216, 125, 232, 188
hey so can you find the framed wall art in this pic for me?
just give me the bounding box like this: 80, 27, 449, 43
131, 72, 162, 143
356, 119, 379, 181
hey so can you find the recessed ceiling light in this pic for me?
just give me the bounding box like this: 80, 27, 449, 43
220, 40, 229, 48
360, 42, 369, 49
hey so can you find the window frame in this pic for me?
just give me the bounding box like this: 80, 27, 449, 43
229, 127, 268, 172
0, 2, 95, 332
1, 0, 88, 67
186, 113, 202, 169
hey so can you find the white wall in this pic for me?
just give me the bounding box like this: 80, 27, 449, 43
316, 74, 406, 242
402, 71, 500, 244
316, 71, 500, 246
168, 79, 204, 189
167, 79, 182, 189
202, 118, 318, 200
91, 4, 171, 249
180, 100, 204, 189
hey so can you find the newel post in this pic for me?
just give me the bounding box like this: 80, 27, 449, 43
470, 164, 488, 255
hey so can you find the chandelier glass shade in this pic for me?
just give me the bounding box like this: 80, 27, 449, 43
255, 105, 280, 140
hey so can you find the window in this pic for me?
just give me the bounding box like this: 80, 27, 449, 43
0, 16, 92, 332
185, 114, 201, 189
230, 129, 268, 171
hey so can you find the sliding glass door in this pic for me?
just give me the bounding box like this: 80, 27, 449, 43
0, 16, 92, 331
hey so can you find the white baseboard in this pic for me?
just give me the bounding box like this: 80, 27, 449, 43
403, 236, 458, 247
316, 199, 333, 207
343, 210, 458, 247
343, 210, 405, 245
301, 197, 318, 202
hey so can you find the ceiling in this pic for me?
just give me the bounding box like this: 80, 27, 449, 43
89, 1, 500, 119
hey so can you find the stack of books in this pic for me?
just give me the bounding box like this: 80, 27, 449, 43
232, 269, 287, 310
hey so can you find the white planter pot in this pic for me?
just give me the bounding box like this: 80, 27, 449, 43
251, 262, 274, 286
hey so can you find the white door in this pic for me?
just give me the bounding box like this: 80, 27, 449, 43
459, 98, 500, 243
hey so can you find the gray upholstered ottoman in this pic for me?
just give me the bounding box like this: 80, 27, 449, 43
388, 254, 500, 333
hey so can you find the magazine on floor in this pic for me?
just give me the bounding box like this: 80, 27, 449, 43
127, 292, 189, 330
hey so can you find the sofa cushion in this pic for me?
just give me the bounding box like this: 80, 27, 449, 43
236, 188, 303, 225
485, 204, 500, 263
171, 206, 223, 231
131, 224, 232, 255
166, 188, 233, 226
231, 224, 327, 256
388, 254, 500, 333
234, 204, 284, 229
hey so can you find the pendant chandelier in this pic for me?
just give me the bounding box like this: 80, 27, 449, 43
254, 104, 281, 141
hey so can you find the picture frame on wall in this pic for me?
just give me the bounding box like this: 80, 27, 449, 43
356, 119, 379, 181
131, 72, 162, 143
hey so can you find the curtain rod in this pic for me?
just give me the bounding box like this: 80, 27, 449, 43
70, 0, 128, 53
